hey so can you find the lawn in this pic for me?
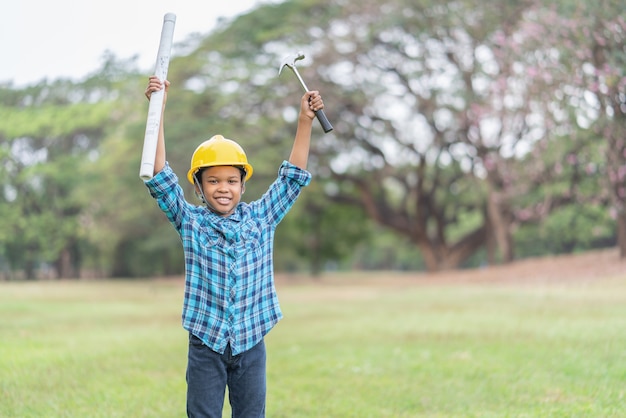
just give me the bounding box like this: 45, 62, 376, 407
1, 251, 625, 417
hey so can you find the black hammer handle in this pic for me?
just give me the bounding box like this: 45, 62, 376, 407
315, 109, 333, 133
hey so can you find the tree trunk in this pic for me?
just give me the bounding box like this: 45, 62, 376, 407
485, 216, 497, 266
486, 189, 514, 263
24, 259, 37, 280
111, 240, 132, 278
416, 224, 487, 271
55, 248, 72, 279
54, 242, 81, 279
419, 242, 439, 272
617, 210, 626, 259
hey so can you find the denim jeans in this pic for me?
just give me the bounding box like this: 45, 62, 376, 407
186, 333, 266, 418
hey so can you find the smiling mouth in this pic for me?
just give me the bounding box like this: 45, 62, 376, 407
215, 197, 231, 205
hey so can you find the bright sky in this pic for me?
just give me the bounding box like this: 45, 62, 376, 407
0, 0, 273, 86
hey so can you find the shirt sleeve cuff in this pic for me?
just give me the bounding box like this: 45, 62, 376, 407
278, 160, 312, 187
144, 162, 179, 197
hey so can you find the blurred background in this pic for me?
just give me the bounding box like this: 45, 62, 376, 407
1, 0, 624, 280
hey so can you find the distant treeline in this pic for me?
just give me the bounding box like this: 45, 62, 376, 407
0, 0, 624, 279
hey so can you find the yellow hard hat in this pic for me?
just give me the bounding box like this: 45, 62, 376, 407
186, 135, 254, 184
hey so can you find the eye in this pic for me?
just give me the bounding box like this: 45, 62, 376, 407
207, 179, 218, 185
228, 179, 239, 185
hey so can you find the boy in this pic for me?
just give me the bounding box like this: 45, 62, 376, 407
143, 75, 324, 418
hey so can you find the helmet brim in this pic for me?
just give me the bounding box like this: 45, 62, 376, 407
187, 163, 253, 185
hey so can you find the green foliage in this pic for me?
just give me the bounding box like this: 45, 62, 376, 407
515, 204, 616, 257
0, 56, 141, 278
349, 225, 426, 270
0, 102, 114, 139
209, 0, 341, 54
0, 0, 624, 278
0, 96, 116, 277
275, 182, 373, 274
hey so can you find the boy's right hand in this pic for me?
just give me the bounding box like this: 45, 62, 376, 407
144, 75, 170, 103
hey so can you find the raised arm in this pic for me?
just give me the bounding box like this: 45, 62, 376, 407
144, 76, 170, 175
289, 91, 324, 170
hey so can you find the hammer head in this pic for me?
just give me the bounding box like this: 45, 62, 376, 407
278, 51, 305, 76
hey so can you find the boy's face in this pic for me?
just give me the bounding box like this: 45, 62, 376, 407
197, 165, 245, 217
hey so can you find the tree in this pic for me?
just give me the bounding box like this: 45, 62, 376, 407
275, 181, 372, 275
0, 99, 115, 278
1, 0, 621, 278
292, 0, 543, 269
0, 56, 137, 279
507, 2, 626, 258
123, 0, 624, 272
582, 7, 626, 257
299, 0, 622, 268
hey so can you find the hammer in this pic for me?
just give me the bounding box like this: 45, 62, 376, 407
279, 51, 333, 133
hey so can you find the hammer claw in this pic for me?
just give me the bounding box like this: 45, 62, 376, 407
278, 51, 333, 133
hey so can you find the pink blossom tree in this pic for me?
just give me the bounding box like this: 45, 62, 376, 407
511, 3, 626, 257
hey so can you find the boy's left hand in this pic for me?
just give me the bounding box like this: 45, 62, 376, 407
301, 91, 324, 120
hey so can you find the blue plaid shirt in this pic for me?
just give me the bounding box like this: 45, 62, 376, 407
145, 160, 311, 355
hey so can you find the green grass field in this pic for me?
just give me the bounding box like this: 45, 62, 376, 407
1, 264, 625, 417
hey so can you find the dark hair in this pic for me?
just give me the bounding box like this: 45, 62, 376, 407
196, 166, 246, 183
